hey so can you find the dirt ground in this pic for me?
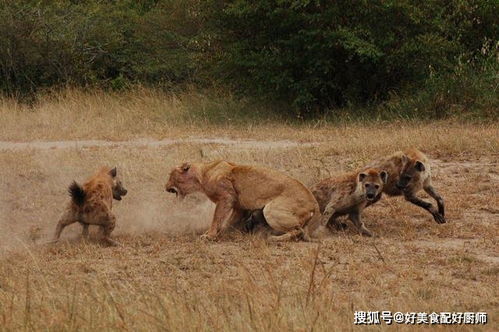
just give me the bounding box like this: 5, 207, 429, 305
0, 116, 498, 330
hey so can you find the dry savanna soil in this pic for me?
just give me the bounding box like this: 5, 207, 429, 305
0, 90, 497, 330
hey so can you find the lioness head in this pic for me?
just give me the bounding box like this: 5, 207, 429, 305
109, 167, 127, 201
165, 162, 201, 199
358, 168, 388, 201
396, 156, 425, 191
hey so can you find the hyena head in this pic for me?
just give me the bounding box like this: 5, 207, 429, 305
358, 168, 388, 201
109, 167, 128, 201
396, 156, 425, 191
165, 162, 201, 199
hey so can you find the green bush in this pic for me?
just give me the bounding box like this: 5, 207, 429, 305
381, 54, 498, 120
0, 0, 496, 118
0, 0, 200, 96
204, 0, 498, 115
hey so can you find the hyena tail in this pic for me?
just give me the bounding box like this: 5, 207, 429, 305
68, 181, 86, 206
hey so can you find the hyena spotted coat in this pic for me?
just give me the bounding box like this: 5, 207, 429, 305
53, 167, 127, 245
365, 148, 445, 223
310, 168, 387, 237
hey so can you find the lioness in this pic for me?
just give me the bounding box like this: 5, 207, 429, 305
365, 148, 445, 223
53, 167, 127, 245
165, 160, 321, 241
310, 168, 387, 237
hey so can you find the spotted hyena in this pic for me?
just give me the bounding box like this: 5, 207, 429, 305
310, 168, 388, 237
53, 167, 127, 245
365, 148, 445, 223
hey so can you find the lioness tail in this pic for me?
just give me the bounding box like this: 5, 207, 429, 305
68, 181, 86, 206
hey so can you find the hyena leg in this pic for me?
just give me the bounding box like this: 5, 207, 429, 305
323, 202, 348, 230
326, 214, 347, 232
348, 211, 373, 237
93, 208, 119, 246
424, 185, 445, 219
81, 223, 89, 239
240, 210, 254, 232
53, 209, 79, 242
322, 202, 337, 227
224, 208, 245, 233
404, 193, 446, 224
243, 209, 268, 233
101, 213, 119, 246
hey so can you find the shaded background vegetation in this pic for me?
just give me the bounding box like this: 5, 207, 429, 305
0, 0, 497, 118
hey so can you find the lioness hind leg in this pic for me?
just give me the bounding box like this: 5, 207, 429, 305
263, 199, 300, 233
263, 199, 314, 242
268, 228, 304, 242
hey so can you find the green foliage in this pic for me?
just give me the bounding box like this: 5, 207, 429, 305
0, 0, 496, 118
205, 0, 498, 115
0, 0, 200, 96
381, 55, 498, 120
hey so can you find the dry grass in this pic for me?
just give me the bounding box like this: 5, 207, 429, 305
0, 90, 498, 330
0, 88, 497, 148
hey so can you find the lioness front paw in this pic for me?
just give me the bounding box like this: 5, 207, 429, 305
200, 233, 217, 241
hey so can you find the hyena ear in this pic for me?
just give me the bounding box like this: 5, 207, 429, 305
180, 162, 191, 173
358, 173, 367, 182
401, 154, 409, 165
415, 161, 425, 172
380, 171, 388, 184
109, 167, 117, 177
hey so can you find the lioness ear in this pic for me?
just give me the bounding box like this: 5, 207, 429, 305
109, 167, 117, 177
358, 173, 367, 182
380, 171, 388, 184
180, 162, 191, 173
415, 161, 425, 172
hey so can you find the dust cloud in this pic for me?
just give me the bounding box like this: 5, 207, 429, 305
118, 191, 214, 235
0, 148, 218, 254
0, 199, 34, 255
0, 191, 216, 254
